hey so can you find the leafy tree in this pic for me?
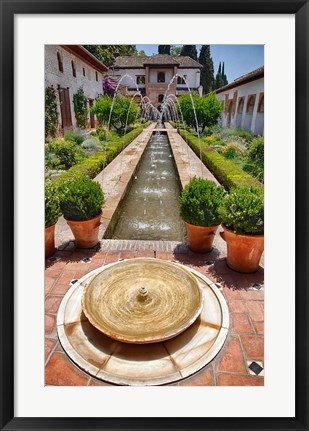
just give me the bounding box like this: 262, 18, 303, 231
83, 45, 137, 66
138, 50, 147, 56
158, 45, 171, 55
91, 95, 139, 132
170, 45, 182, 56
180, 45, 198, 61
198, 45, 214, 94
177, 93, 223, 133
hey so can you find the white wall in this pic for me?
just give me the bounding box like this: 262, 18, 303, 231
112, 68, 145, 89
176, 68, 201, 89
110, 66, 201, 90
45, 45, 104, 130
216, 77, 264, 135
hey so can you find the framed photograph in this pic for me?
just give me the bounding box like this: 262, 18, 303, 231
1, 0, 308, 430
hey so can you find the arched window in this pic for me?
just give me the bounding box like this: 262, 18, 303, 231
157, 72, 165, 83
177, 75, 186, 85
158, 94, 164, 103
71, 60, 76, 77
246, 94, 256, 114
57, 51, 63, 73
237, 97, 244, 114
258, 93, 264, 113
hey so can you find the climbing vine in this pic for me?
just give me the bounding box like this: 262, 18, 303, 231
45, 87, 58, 139
73, 87, 88, 129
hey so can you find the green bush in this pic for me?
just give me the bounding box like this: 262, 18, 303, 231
179, 129, 262, 191
73, 88, 88, 129
45, 178, 60, 228
46, 139, 87, 170
59, 174, 105, 221
64, 130, 84, 145
179, 177, 226, 226
220, 128, 253, 143
96, 127, 107, 141
243, 136, 264, 183
221, 143, 246, 160
219, 186, 264, 235
81, 137, 100, 150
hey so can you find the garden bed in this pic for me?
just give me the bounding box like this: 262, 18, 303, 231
47, 123, 149, 189
178, 129, 263, 191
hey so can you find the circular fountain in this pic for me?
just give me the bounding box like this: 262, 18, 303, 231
82, 258, 203, 344
57, 258, 229, 386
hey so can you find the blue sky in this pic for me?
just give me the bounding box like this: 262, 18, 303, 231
136, 45, 264, 83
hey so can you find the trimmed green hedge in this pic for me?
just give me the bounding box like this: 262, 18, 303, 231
179, 129, 262, 190
53, 124, 149, 187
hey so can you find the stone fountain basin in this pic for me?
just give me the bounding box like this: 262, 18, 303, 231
82, 258, 203, 344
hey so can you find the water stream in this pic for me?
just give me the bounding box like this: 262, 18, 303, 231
112, 131, 186, 241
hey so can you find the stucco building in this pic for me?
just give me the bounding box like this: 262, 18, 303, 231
215, 66, 264, 136
110, 54, 203, 108
45, 45, 108, 133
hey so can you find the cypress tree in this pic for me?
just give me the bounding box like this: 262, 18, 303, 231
180, 45, 198, 61
158, 45, 171, 55
198, 45, 215, 94
222, 62, 228, 85
215, 62, 225, 89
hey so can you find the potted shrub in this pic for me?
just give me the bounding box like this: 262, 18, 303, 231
219, 186, 264, 273
59, 175, 105, 248
45, 178, 60, 258
179, 177, 226, 252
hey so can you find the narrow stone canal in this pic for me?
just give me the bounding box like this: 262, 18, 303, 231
112, 131, 186, 241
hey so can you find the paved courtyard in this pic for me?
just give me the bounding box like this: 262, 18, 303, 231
45, 236, 264, 386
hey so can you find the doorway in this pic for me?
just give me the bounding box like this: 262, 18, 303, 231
59, 87, 72, 129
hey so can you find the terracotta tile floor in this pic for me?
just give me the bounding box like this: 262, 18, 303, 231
45, 241, 264, 386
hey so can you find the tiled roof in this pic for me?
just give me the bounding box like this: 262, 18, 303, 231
113, 54, 202, 69
143, 54, 180, 65
215, 66, 264, 93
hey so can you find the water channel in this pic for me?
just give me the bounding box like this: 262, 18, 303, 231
112, 130, 186, 241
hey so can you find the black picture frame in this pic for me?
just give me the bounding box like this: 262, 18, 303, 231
0, 0, 308, 430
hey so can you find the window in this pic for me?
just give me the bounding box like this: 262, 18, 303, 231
157, 72, 165, 83
71, 60, 76, 77
83, 67, 86, 77
158, 94, 164, 103
136, 76, 145, 85
57, 51, 63, 73
95, 71, 98, 82
177, 75, 186, 85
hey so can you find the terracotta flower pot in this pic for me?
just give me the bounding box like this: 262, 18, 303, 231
66, 212, 102, 249
220, 225, 264, 273
45, 224, 56, 258
184, 222, 219, 253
